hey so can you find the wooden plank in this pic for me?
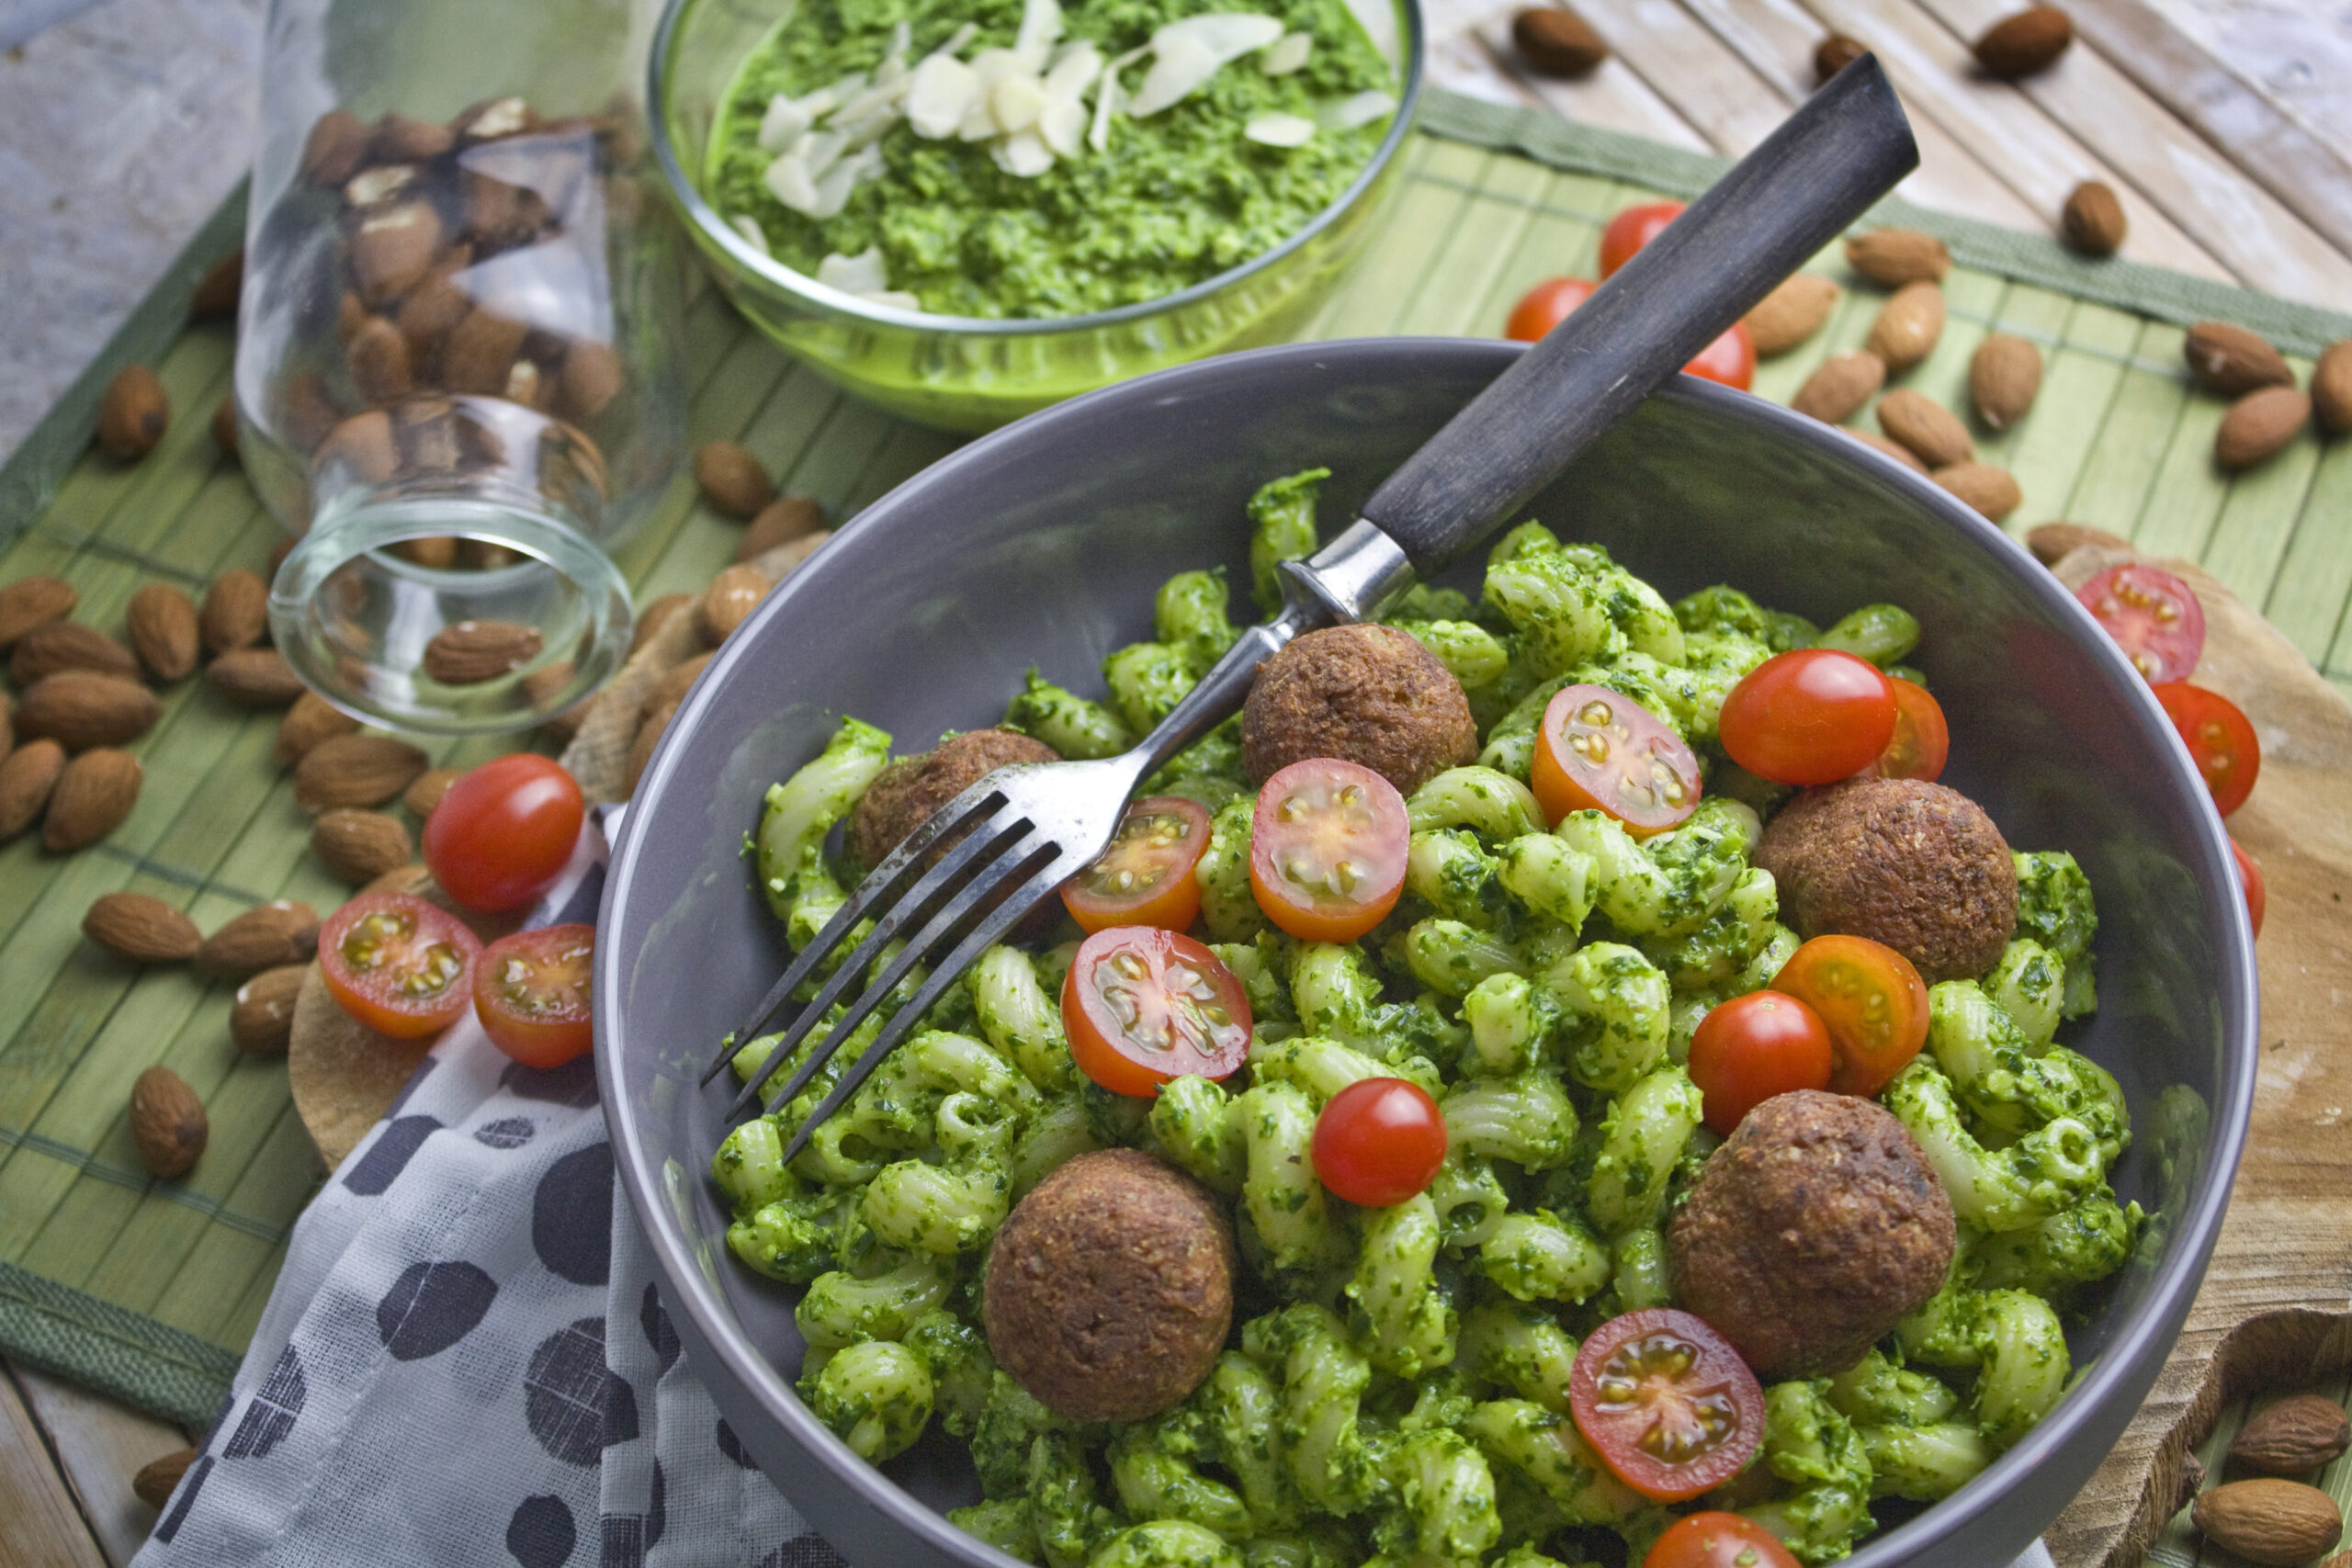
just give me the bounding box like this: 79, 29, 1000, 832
8, 1361, 187, 1568
1569, 0, 1792, 154
1455, 0, 1715, 150
0, 1364, 108, 1568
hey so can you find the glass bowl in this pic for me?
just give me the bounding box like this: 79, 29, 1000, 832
647, 0, 1424, 432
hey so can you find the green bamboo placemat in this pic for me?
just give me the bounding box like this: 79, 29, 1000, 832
1, 86, 2348, 1436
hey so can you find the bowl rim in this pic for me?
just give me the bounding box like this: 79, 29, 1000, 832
646, 0, 1427, 335
598, 337, 2259, 1568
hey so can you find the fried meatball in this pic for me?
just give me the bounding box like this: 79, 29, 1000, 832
983, 1149, 1236, 1423
1242, 624, 1476, 795
1668, 1089, 1955, 1379
1755, 776, 2018, 984
843, 728, 1057, 871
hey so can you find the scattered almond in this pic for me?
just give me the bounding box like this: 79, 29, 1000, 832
96, 366, 170, 460
275, 691, 361, 767
200, 569, 270, 655
2185, 321, 2293, 396
2193, 1478, 2342, 1565
313, 808, 414, 885
2312, 342, 2352, 434
126, 583, 201, 682
2027, 522, 2131, 565
1877, 389, 1974, 468
132, 1446, 198, 1509
1791, 351, 1886, 423
1846, 229, 1950, 288
738, 497, 829, 561
1510, 6, 1607, 76
1744, 275, 1840, 358
422, 619, 543, 683
695, 441, 775, 519
17, 673, 162, 751
628, 592, 693, 658
697, 564, 770, 645
2231, 1394, 2352, 1476
1866, 281, 1945, 372
1842, 430, 1928, 473
190, 252, 243, 322
653, 652, 716, 715
1974, 6, 2073, 78
197, 901, 321, 979
130, 1066, 207, 1179
627, 699, 679, 797
45, 748, 141, 852
206, 648, 305, 709
0, 740, 67, 840
1970, 334, 2044, 430
83, 892, 202, 964
0, 577, 76, 649
2216, 386, 2310, 469
231, 966, 309, 1055
1814, 32, 1866, 84
11, 621, 141, 685
361, 863, 434, 898
404, 767, 460, 819
2062, 180, 2126, 256
1933, 461, 2023, 520
294, 733, 429, 810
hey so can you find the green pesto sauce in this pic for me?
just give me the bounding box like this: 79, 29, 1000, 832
707, 0, 1394, 318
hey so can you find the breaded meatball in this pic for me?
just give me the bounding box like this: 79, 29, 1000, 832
1755, 776, 2018, 984
843, 728, 1057, 871
1241, 624, 1476, 795
983, 1149, 1235, 1423
1668, 1089, 1955, 1379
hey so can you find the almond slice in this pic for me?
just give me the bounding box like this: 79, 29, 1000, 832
1127, 33, 1222, 117
1261, 31, 1312, 74
1245, 113, 1317, 147
906, 53, 979, 138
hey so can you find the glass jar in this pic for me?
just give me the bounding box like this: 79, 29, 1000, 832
238, 0, 686, 732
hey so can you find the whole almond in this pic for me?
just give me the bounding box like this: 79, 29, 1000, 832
2194, 1478, 2342, 1565
96, 366, 169, 460
346, 316, 413, 403
0, 577, 76, 648
1846, 229, 1950, 288
190, 249, 243, 319
629, 592, 693, 658
371, 111, 456, 163
695, 441, 775, 519
390, 536, 460, 570
132, 1446, 198, 1509
312, 808, 413, 885
2185, 321, 2293, 396
2062, 180, 2126, 256
0, 739, 67, 839
231, 966, 309, 1055
11, 622, 140, 685
404, 766, 461, 819
2231, 1394, 2352, 1475
556, 342, 626, 423
362, 863, 434, 899
200, 569, 270, 655
738, 497, 829, 562
422, 620, 543, 684
653, 651, 716, 715
2027, 522, 2132, 565
83, 892, 201, 964
316, 411, 399, 484
1867, 281, 1945, 371
2304, 340, 2352, 435
1744, 275, 1840, 358
1878, 389, 1974, 468
349, 201, 445, 306
2216, 386, 2311, 469
197, 901, 321, 979
275, 691, 361, 767
299, 108, 370, 186
697, 564, 770, 645
1510, 6, 1607, 76
17, 673, 161, 751
1815, 33, 1867, 84
1975, 6, 2073, 77
207, 649, 305, 707
1843, 429, 1928, 473
1933, 461, 2023, 520
1971, 334, 2044, 430
442, 308, 529, 395
523, 662, 584, 741
295, 733, 429, 810
127, 583, 201, 681
45, 748, 141, 852
130, 1066, 207, 1179
627, 699, 679, 797
212, 395, 240, 458
1791, 351, 1886, 423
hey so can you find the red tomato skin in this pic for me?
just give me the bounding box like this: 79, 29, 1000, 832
1684, 321, 1757, 391
1061, 796, 1212, 934
2230, 838, 2265, 939
1600, 201, 1686, 277
1770, 935, 1930, 1099
1569, 1307, 1767, 1503
2152, 681, 2260, 816
1061, 927, 1253, 1097
423, 755, 586, 912
1688, 991, 1836, 1134
474, 923, 595, 1068
1249, 759, 1409, 943
2077, 564, 2206, 684
1311, 1078, 1449, 1206
1532, 683, 1702, 839
1644, 1513, 1802, 1568
319, 892, 483, 1038
1505, 276, 1597, 343
1870, 677, 1950, 783
1718, 649, 1897, 786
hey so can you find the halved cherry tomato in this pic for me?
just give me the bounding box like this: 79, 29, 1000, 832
1870, 676, 1950, 782
1062, 795, 1212, 934
1770, 934, 1929, 1098
1645, 1513, 1802, 1568
1687, 991, 1835, 1134
1061, 927, 1252, 1097
474, 923, 594, 1067
422, 754, 585, 912
1249, 759, 1409, 942
2230, 838, 2265, 939
1504, 276, 1597, 342
1719, 649, 1897, 786
1569, 1307, 1767, 1503
319, 892, 482, 1038
1532, 683, 1702, 838
1600, 200, 1685, 278
1311, 1077, 1448, 1206
2077, 564, 2205, 684
2154, 681, 2259, 816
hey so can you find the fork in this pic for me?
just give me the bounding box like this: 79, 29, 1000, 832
707, 57, 1920, 1156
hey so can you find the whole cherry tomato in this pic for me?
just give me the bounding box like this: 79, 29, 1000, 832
1311, 1077, 1448, 1207
319, 892, 482, 1038
1645, 1513, 1802, 1568
1718, 649, 1897, 785
1061, 795, 1212, 934
1770, 934, 1929, 1098
1870, 676, 1950, 782
1532, 683, 1702, 838
474, 923, 595, 1067
2230, 838, 2265, 939
1504, 276, 1597, 342
1061, 927, 1252, 1097
1569, 1307, 1766, 1503
1600, 200, 1685, 277
2077, 564, 2205, 683
423, 754, 586, 912
1683, 320, 1758, 391
1687, 990, 1835, 1134
2153, 681, 2259, 816
1249, 758, 1409, 942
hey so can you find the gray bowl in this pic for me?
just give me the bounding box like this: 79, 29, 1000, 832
596, 338, 2256, 1568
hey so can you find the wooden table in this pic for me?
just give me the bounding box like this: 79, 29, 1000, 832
1, 0, 2346, 1562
